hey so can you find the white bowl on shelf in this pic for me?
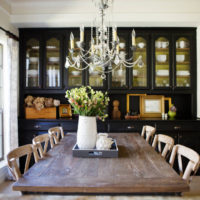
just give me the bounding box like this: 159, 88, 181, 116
29, 57, 38, 63
28, 69, 38, 77
133, 70, 138, 76
176, 70, 190, 76
71, 71, 81, 76
46, 46, 56, 49
119, 43, 125, 49
90, 71, 99, 76
156, 55, 167, 63
49, 57, 59, 62
176, 55, 185, 62
156, 70, 169, 76
32, 46, 39, 50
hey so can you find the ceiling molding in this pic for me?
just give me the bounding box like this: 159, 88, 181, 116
0, 0, 11, 14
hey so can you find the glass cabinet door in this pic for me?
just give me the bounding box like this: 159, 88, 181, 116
46, 38, 61, 88
111, 37, 127, 88
175, 37, 190, 87
154, 37, 170, 88
88, 37, 103, 88
133, 37, 147, 87
25, 39, 40, 87
68, 37, 83, 87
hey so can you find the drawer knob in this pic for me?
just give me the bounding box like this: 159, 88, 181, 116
34, 125, 40, 129
174, 126, 181, 130
127, 126, 135, 129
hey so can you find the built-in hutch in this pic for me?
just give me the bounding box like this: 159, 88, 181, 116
18, 28, 200, 165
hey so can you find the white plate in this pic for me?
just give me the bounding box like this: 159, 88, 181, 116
47, 46, 56, 49
156, 70, 169, 76
29, 57, 38, 62
28, 69, 38, 76
176, 70, 190, 76
71, 71, 81, 76
49, 57, 59, 62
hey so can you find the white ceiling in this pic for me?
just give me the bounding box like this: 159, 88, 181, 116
1, 0, 200, 28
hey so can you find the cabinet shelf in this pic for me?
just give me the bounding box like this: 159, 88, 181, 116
176, 48, 189, 51
176, 62, 190, 65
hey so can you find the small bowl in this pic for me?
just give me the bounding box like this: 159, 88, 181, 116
119, 43, 125, 49
137, 42, 145, 48
176, 55, 185, 63
133, 70, 138, 76
156, 55, 167, 63
29, 57, 38, 63
71, 71, 81, 76
49, 57, 59, 62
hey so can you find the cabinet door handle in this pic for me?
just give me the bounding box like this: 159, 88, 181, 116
127, 126, 135, 129
34, 125, 41, 129
174, 126, 181, 130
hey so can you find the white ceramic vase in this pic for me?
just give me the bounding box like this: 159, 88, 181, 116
77, 116, 97, 149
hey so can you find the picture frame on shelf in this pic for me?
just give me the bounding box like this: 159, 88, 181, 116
59, 104, 72, 118
140, 95, 165, 118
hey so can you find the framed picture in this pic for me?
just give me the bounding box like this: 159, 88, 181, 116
140, 95, 165, 118
59, 104, 72, 118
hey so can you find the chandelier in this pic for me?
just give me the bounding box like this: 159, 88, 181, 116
65, 0, 143, 80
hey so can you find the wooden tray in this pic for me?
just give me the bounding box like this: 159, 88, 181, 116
72, 139, 118, 158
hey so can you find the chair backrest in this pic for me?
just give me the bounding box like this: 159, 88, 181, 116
48, 126, 64, 148
169, 144, 200, 182
141, 125, 156, 143
32, 134, 50, 159
7, 144, 39, 181
152, 134, 174, 159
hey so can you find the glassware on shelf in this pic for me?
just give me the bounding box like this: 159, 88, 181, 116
133, 37, 147, 87
46, 38, 60, 88
176, 37, 190, 87
68, 37, 82, 87
25, 39, 40, 87
155, 37, 170, 87
111, 37, 126, 88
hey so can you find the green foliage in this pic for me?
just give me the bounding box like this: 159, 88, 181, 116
65, 86, 110, 121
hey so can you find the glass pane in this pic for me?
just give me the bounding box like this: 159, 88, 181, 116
112, 37, 126, 88
68, 37, 82, 87
46, 38, 60, 87
25, 39, 40, 87
176, 37, 190, 87
133, 37, 147, 87
155, 37, 170, 87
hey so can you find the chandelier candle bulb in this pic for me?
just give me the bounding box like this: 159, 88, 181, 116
113, 26, 117, 41
80, 25, 84, 42
132, 29, 136, 46
70, 32, 74, 49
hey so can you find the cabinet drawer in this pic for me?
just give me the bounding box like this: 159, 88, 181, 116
61, 121, 77, 132
19, 120, 61, 131
156, 122, 200, 132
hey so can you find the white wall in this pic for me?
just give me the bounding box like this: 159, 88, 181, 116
0, 6, 18, 35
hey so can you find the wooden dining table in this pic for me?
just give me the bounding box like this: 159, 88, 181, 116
13, 133, 189, 195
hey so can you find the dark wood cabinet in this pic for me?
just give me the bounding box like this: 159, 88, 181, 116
18, 28, 199, 171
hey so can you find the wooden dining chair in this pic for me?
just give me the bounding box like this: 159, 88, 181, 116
141, 125, 156, 143
48, 126, 64, 148
7, 144, 39, 181
169, 144, 200, 182
32, 134, 50, 159
152, 134, 174, 159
